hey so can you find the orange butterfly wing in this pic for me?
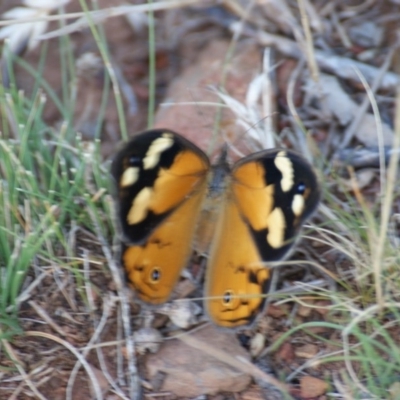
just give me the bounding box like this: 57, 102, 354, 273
112, 130, 210, 304
205, 150, 320, 327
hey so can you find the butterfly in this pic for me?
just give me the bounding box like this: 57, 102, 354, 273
111, 129, 320, 328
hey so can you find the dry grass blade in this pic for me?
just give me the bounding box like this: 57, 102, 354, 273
341, 49, 395, 150
1, 338, 47, 400
65, 292, 124, 400
352, 67, 400, 308
22, 331, 104, 400
259, 48, 277, 149
28, 301, 68, 338
36, 0, 206, 40
297, 0, 319, 84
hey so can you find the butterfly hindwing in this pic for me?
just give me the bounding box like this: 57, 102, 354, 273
111, 130, 210, 303
205, 149, 320, 327
204, 194, 271, 327
122, 189, 207, 303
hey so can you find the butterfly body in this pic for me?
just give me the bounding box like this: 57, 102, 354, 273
111, 129, 320, 327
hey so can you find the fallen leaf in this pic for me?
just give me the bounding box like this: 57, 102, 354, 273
297, 303, 314, 318
300, 375, 328, 398
294, 344, 318, 359
145, 325, 251, 397
275, 341, 294, 363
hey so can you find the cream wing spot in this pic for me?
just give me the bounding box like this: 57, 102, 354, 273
274, 151, 294, 192
128, 187, 153, 224
143, 133, 174, 170
266, 207, 286, 248
292, 193, 305, 216
120, 166, 140, 187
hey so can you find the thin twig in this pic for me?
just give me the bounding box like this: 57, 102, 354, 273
88, 199, 141, 400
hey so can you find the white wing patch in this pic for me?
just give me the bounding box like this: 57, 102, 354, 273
128, 187, 153, 224
120, 166, 140, 187
274, 151, 294, 192
266, 207, 286, 248
143, 133, 174, 170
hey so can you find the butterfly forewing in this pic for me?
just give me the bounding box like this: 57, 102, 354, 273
204, 193, 271, 327
111, 130, 210, 243
233, 149, 321, 260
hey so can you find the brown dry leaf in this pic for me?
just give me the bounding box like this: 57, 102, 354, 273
267, 304, 288, 318
314, 301, 332, 316
275, 341, 295, 363
294, 344, 318, 359
241, 384, 264, 400
300, 375, 328, 398
145, 325, 251, 397
297, 303, 314, 318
